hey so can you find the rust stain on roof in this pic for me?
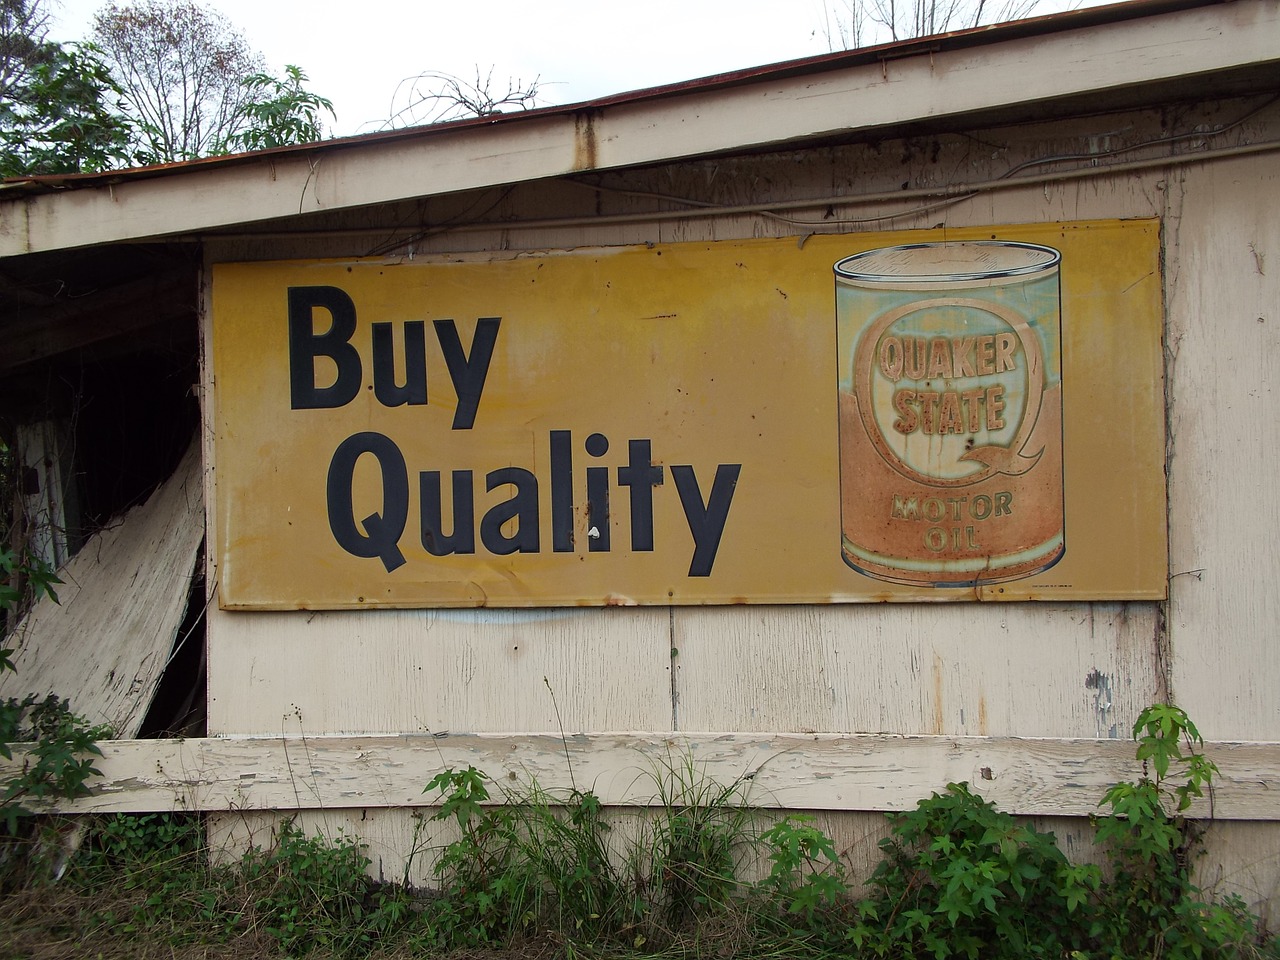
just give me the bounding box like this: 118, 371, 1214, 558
573, 111, 599, 171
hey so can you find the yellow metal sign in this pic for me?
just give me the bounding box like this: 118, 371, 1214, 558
211, 219, 1166, 609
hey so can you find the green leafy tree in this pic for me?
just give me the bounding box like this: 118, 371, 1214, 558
0, 0, 132, 175
0, 42, 133, 176
225, 64, 334, 152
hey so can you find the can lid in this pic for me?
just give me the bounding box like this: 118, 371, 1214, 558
834, 241, 1060, 283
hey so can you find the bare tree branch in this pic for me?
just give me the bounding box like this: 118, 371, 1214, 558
90, 0, 263, 161
384, 65, 540, 130
820, 0, 1047, 49
0, 0, 51, 102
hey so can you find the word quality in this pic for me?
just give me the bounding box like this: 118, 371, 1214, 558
287, 286, 742, 577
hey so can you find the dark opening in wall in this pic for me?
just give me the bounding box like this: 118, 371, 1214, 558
0, 242, 201, 548
70, 348, 200, 538
139, 540, 208, 738
0, 242, 206, 738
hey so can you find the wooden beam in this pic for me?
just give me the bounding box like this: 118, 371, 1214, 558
3, 0, 1278, 256
0, 272, 194, 371
3, 733, 1277, 820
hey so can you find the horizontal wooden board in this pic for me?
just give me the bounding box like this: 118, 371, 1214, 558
5, 733, 1278, 820
6, 0, 1277, 256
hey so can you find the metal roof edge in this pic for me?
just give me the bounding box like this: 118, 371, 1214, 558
0, 0, 1235, 194
4, 0, 1276, 256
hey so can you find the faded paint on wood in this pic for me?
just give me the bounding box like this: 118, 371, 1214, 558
7, 732, 1279, 820
198, 99, 1264, 264
1164, 152, 1280, 741
673, 603, 1157, 738
8, 0, 1278, 257
192, 100, 1280, 894
14, 419, 75, 568
1195, 822, 1280, 925
205, 607, 674, 736
0, 442, 203, 736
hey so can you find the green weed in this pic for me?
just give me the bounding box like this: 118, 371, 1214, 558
0, 702, 1277, 960
1089, 703, 1276, 960
422, 765, 626, 946
758, 813, 847, 918
850, 782, 1097, 959
75, 813, 421, 956
634, 751, 757, 935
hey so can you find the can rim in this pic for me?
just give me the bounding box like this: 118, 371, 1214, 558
834, 241, 1061, 283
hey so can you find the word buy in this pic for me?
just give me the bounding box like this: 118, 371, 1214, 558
288, 287, 741, 577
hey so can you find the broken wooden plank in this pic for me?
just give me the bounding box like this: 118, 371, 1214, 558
2, 732, 1277, 820
0, 440, 204, 737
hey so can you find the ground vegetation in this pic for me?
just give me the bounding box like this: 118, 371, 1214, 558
0, 704, 1275, 959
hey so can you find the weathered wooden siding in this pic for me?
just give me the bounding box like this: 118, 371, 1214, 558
193, 99, 1280, 900
12, 733, 1280, 817
1164, 153, 1280, 741
671, 604, 1156, 738
204, 106, 1197, 742
205, 608, 672, 735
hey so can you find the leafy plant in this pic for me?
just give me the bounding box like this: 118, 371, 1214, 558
852, 781, 1097, 959
759, 813, 847, 921
1, 702, 1276, 960
0, 694, 109, 833
0, 541, 62, 626
224, 64, 335, 152
417, 752, 769, 951
1090, 702, 1257, 960
78, 813, 419, 956
79, 812, 226, 941
422, 765, 624, 946
0, 13, 135, 177
748, 812, 856, 954
88, 811, 204, 868
237, 820, 402, 955
0, 536, 101, 853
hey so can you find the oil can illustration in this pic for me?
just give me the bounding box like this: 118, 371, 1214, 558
835, 241, 1064, 587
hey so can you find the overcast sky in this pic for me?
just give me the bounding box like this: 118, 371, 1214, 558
48, 0, 1092, 137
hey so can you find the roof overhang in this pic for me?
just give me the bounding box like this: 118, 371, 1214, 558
2, 0, 1278, 257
